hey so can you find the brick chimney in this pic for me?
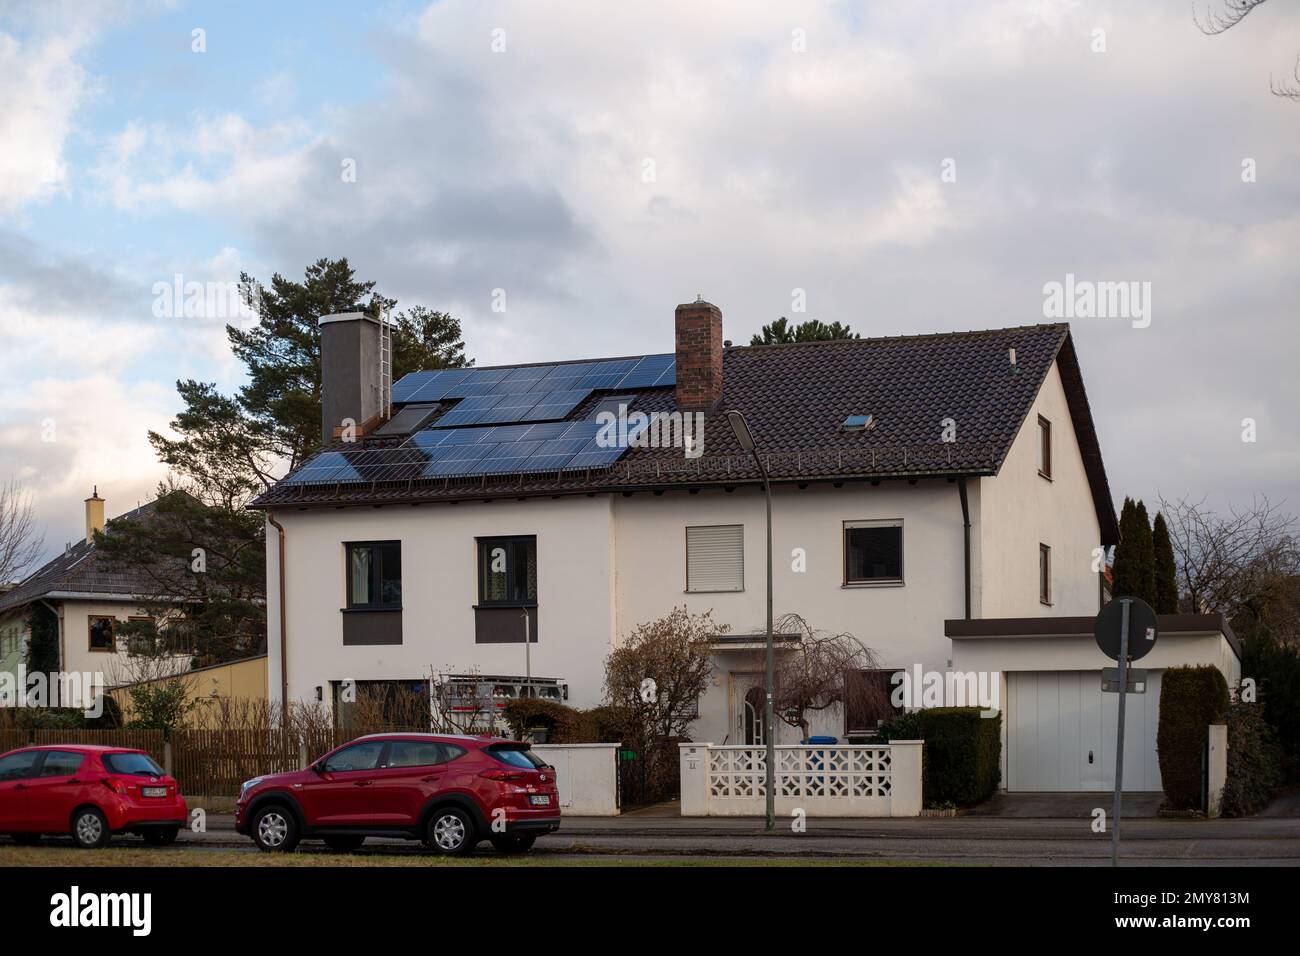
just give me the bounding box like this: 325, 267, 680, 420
319, 311, 385, 444
674, 299, 724, 411
84, 487, 104, 544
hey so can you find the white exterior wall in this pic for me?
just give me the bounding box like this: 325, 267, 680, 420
977, 361, 1103, 618
59, 599, 156, 707
614, 481, 965, 743
267, 496, 617, 714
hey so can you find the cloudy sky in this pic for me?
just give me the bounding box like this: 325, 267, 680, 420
1, 0, 1297, 563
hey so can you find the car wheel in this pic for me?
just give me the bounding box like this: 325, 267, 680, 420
323, 835, 365, 852
426, 807, 475, 857
71, 808, 111, 849
141, 827, 179, 847
10, 833, 41, 846
251, 805, 300, 853
489, 833, 537, 854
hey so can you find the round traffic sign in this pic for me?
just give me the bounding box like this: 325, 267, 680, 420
1095, 596, 1158, 662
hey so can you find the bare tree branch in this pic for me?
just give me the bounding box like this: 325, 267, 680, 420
1194, 0, 1272, 35
0, 479, 44, 584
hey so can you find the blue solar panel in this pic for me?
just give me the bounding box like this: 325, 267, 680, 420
477, 440, 545, 473
393, 368, 473, 404
282, 451, 363, 484
563, 441, 626, 470
521, 388, 591, 422
491, 365, 554, 392
522, 437, 590, 471
617, 354, 675, 389
475, 392, 542, 425
423, 442, 494, 477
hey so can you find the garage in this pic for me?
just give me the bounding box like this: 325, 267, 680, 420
1006, 670, 1163, 792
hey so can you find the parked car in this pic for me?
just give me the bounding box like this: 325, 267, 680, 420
0, 745, 188, 849
235, 733, 560, 855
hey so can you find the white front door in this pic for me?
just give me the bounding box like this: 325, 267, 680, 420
730, 674, 767, 746
1007, 670, 1163, 792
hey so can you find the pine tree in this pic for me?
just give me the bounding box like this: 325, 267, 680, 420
750, 317, 861, 345
1153, 511, 1179, 613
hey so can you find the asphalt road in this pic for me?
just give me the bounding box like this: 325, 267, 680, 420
16, 811, 1292, 866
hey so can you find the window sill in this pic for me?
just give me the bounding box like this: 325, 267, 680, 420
88, 647, 116, 653
473, 603, 538, 611
341, 606, 402, 613
1038, 471, 1053, 482
684, 588, 745, 594
842, 580, 904, 589
1040, 600, 1053, 607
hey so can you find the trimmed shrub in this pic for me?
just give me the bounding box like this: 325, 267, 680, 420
1242, 636, 1300, 782
1157, 666, 1230, 810
881, 707, 1000, 807
501, 699, 598, 744
1221, 698, 1283, 817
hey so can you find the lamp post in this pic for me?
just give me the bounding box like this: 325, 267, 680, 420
726, 409, 775, 832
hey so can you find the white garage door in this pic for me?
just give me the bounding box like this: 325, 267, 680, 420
1007, 670, 1163, 792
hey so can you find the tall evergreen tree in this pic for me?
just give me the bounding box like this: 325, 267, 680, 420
150, 258, 472, 506
1153, 511, 1179, 613
1133, 500, 1158, 607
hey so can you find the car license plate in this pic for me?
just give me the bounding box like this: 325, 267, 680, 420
142, 786, 167, 798
528, 794, 551, 806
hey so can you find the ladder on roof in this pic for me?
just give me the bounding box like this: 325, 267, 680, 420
378, 303, 393, 420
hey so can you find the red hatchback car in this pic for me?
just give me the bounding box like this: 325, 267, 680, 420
236, 733, 560, 855
0, 745, 187, 848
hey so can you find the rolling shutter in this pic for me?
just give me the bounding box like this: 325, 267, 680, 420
686, 525, 744, 592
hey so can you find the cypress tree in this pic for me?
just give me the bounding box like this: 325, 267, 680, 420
1133, 500, 1158, 608
1112, 497, 1139, 599
1153, 511, 1179, 613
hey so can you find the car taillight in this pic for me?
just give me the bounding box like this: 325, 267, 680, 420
102, 778, 127, 795
479, 769, 525, 781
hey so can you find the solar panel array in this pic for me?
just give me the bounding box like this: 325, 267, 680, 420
391, 353, 675, 406
282, 419, 651, 485
280, 352, 681, 487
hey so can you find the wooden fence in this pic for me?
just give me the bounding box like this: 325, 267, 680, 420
0, 727, 429, 798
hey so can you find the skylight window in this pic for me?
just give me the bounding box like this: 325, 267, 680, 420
841, 414, 874, 432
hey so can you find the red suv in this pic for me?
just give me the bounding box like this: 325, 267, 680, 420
235, 733, 560, 855
0, 745, 187, 849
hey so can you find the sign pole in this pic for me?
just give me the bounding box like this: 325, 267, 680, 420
1110, 598, 1131, 867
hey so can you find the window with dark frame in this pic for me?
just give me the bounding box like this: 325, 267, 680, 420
478, 536, 538, 606
345, 541, 402, 610
1039, 543, 1052, 605
1037, 415, 1052, 479
843, 520, 904, 585
88, 616, 115, 652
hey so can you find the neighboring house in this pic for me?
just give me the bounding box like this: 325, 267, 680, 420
0, 491, 187, 709
250, 302, 1239, 793
109, 653, 268, 727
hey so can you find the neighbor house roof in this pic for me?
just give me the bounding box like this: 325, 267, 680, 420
0, 500, 165, 616
250, 323, 1117, 544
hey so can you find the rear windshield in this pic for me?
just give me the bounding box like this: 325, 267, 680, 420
487, 746, 548, 770
102, 753, 164, 777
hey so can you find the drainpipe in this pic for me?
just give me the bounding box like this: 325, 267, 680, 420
266, 512, 289, 725
957, 478, 972, 620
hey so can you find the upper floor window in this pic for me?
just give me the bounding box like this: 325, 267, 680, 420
844, 520, 903, 586
478, 536, 537, 606
346, 541, 402, 610
1039, 543, 1052, 605
686, 524, 744, 592
1037, 416, 1052, 479
88, 616, 115, 652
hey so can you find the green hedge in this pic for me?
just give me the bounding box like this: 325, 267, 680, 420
881, 707, 1001, 808
1157, 666, 1229, 811
1221, 698, 1283, 817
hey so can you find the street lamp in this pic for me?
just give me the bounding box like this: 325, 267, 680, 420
726, 409, 776, 832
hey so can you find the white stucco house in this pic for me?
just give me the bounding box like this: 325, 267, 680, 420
250, 300, 1239, 793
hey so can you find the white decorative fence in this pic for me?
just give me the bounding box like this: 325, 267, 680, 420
679, 741, 923, 817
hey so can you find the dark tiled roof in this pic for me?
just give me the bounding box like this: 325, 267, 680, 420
0, 501, 165, 615
250, 323, 1117, 544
